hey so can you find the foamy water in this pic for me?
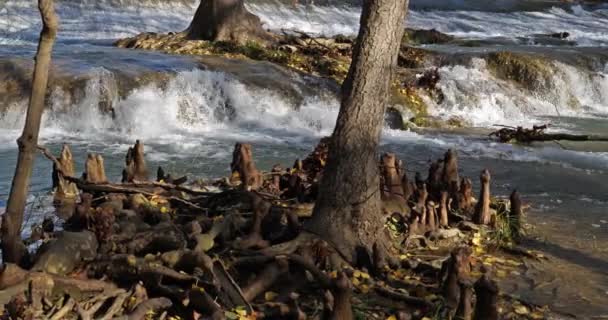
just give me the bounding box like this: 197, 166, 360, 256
2, 0, 608, 45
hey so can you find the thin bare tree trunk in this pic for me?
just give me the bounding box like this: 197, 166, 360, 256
307, 0, 409, 263
1, 0, 58, 264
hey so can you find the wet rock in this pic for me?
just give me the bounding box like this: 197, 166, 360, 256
486, 51, 553, 91
549, 32, 570, 39
385, 107, 406, 130
32, 231, 98, 275
407, 115, 469, 129
403, 28, 454, 45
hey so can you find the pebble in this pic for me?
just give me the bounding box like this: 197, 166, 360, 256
591, 224, 601, 228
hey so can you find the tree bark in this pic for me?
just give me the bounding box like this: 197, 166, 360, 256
307, 0, 409, 263
1, 0, 58, 264
186, 0, 271, 44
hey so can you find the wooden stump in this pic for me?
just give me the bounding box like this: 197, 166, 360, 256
380, 153, 409, 215
84, 153, 107, 183
123, 140, 148, 182
427, 160, 443, 199
456, 177, 474, 214
456, 280, 473, 320
441, 246, 472, 317
473, 170, 491, 225
473, 273, 499, 320
426, 201, 437, 232
439, 190, 449, 227
442, 149, 460, 198
53, 144, 78, 199
380, 153, 406, 200
230, 143, 262, 190
510, 190, 523, 240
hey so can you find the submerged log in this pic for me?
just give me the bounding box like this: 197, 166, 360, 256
490, 124, 608, 143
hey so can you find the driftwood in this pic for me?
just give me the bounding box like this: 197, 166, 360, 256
490, 124, 608, 143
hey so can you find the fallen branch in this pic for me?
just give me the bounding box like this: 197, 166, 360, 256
490, 124, 608, 143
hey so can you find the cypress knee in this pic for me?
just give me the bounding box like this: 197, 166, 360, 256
510, 190, 523, 240
473, 273, 499, 320
473, 170, 491, 225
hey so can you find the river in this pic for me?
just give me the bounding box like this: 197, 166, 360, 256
0, 0, 607, 316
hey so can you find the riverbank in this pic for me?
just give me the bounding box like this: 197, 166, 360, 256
0, 139, 579, 320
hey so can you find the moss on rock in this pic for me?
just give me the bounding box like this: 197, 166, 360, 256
116, 33, 351, 82
486, 52, 553, 91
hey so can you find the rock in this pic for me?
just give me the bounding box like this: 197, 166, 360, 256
385, 107, 406, 130
430, 228, 463, 240
457, 221, 480, 232
408, 115, 469, 129
128, 194, 149, 212
549, 32, 570, 39
32, 231, 98, 275
403, 28, 454, 45
486, 51, 553, 91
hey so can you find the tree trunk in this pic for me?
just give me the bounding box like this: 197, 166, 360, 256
307, 0, 409, 264
1, 0, 58, 264
186, 0, 271, 44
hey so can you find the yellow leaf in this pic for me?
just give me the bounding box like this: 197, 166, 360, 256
235, 308, 247, 316
352, 278, 360, 286
505, 259, 522, 267
386, 316, 397, 320
160, 207, 168, 214
496, 270, 507, 278
360, 272, 370, 279
329, 271, 338, 279
514, 305, 529, 315
530, 311, 545, 319
472, 237, 482, 246
353, 270, 362, 278
264, 291, 278, 301
360, 284, 370, 293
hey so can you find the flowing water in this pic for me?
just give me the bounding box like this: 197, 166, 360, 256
1, 0, 608, 316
